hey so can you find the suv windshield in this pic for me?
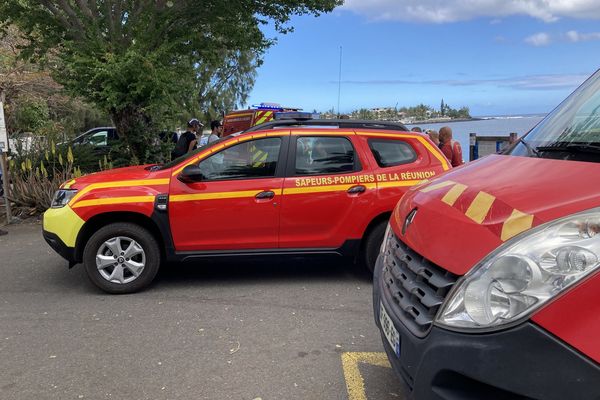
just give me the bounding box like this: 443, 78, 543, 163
509, 69, 600, 162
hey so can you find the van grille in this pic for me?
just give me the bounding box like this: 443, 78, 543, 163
381, 232, 459, 338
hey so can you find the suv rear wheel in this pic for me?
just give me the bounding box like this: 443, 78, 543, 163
363, 220, 387, 273
83, 222, 160, 294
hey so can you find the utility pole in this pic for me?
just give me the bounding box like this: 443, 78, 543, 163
337, 46, 342, 118
0, 89, 12, 226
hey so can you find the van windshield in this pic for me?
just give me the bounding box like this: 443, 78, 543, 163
509, 69, 600, 162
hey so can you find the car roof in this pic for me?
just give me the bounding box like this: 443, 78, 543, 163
243, 119, 409, 133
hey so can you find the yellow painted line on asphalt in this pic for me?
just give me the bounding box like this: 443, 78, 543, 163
342, 352, 391, 400
501, 209, 534, 241
441, 183, 468, 206
465, 191, 496, 224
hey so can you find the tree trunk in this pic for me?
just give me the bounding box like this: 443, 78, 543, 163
110, 106, 152, 165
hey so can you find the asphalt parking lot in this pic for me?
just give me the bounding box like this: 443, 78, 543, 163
0, 222, 408, 400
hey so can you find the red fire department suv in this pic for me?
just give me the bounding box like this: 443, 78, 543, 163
374, 70, 600, 399
43, 119, 449, 293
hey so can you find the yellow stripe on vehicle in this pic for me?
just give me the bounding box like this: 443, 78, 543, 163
501, 209, 534, 241
420, 180, 456, 193
441, 183, 468, 206
376, 180, 423, 189
69, 179, 169, 205
465, 191, 496, 224
72, 196, 156, 208
283, 183, 377, 195
170, 189, 283, 202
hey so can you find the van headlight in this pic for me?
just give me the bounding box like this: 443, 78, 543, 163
51, 189, 78, 208
436, 208, 600, 332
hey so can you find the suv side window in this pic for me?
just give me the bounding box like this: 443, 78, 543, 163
295, 136, 358, 175
198, 137, 281, 180
368, 139, 417, 168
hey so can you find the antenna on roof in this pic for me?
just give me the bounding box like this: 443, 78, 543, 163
337, 46, 343, 118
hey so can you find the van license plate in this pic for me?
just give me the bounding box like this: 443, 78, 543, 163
380, 301, 400, 357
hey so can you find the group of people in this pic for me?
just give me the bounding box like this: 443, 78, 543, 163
171, 118, 224, 159
412, 126, 463, 167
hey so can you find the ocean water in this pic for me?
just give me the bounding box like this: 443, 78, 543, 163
407, 115, 546, 161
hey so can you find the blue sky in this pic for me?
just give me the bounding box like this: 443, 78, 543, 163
245, 1, 600, 116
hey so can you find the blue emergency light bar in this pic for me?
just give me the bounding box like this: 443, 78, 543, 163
274, 112, 320, 120
252, 102, 283, 110
251, 102, 302, 111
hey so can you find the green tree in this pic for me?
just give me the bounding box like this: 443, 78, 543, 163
1, 0, 340, 163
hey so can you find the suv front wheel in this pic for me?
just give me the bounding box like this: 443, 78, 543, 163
83, 223, 161, 294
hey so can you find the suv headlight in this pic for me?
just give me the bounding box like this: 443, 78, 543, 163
51, 189, 78, 208
436, 208, 600, 332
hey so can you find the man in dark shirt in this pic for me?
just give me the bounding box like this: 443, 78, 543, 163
172, 118, 203, 159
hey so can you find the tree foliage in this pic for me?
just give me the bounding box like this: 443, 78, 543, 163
0, 25, 108, 137
0, 0, 341, 163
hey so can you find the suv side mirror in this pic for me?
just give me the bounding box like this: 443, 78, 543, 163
178, 165, 205, 183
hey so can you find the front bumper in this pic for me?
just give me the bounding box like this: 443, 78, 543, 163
43, 229, 76, 265
373, 256, 600, 400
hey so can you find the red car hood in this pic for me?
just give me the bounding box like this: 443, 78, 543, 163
394, 155, 600, 275
66, 165, 155, 189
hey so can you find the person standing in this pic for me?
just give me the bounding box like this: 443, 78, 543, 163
427, 130, 440, 146
438, 126, 463, 167
172, 118, 202, 159
198, 120, 223, 147
208, 120, 223, 143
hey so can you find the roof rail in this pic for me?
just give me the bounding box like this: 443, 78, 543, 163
243, 119, 409, 133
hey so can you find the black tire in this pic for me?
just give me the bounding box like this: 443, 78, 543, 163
83, 222, 161, 294
363, 220, 388, 273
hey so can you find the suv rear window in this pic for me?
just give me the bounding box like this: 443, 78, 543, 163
295, 136, 358, 175
368, 139, 417, 168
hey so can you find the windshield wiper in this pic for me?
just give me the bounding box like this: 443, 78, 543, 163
536, 144, 600, 154
519, 137, 540, 157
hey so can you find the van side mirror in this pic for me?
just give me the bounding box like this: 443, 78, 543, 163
178, 165, 205, 183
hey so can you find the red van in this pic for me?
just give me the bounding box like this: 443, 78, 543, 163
374, 70, 600, 398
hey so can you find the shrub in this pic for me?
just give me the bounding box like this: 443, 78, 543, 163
7, 135, 108, 216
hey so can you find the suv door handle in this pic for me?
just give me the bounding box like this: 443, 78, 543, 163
255, 190, 275, 200
347, 185, 366, 194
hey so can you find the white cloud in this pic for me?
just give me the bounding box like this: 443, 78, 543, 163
342, 0, 600, 23
334, 73, 589, 91
522, 30, 600, 46
525, 32, 552, 46
566, 30, 600, 42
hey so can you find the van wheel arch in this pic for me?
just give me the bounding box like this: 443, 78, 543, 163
360, 212, 391, 273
